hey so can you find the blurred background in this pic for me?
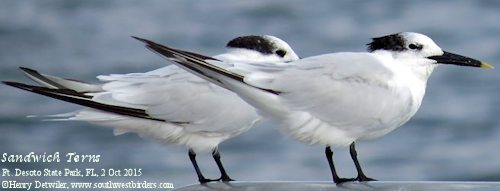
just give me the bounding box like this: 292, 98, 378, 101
1, 0, 499, 187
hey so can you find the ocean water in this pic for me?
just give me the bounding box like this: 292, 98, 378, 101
1, 0, 499, 188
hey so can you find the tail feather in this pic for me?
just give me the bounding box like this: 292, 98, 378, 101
20, 67, 102, 93
3, 81, 165, 122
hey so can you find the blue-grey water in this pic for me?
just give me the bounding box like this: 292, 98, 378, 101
1, 0, 500, 188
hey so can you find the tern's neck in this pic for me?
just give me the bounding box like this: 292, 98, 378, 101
376, 51, 436, 111
396, 52, 439, 120
376, 51, 437, 82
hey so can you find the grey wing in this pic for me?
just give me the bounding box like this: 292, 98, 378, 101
246, 52, 412, 130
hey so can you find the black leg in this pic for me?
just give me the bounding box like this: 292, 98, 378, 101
349, 142, 376, 182
188, 149, 216, 183
212, 148, 235, 182
325, 146, 355, 184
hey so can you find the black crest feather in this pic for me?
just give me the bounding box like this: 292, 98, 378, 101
367, 33, 406, 52
226, 35, 274, 54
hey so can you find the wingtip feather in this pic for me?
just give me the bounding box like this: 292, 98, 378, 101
19, 66, 36, 73
131, 36, 153, 45
2, 81, 35, 91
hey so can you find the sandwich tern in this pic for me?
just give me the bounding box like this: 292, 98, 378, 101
3, 35, 299, 183
133, 32, 493, 183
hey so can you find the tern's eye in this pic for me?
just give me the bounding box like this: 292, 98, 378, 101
408, 43, 423, 50
275, 49, 287, 57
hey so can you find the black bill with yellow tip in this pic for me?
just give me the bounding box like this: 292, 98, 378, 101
428, 51, 493, 69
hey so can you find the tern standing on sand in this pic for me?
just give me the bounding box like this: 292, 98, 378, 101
135, 32, 492, 183
4, 35, 300, 183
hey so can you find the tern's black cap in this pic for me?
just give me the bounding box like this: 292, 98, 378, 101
226, 35, 275, 55
367, 33, 406, 52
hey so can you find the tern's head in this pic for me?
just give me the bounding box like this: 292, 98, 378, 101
225, 35, 300, 62
367, 32, 493, 69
